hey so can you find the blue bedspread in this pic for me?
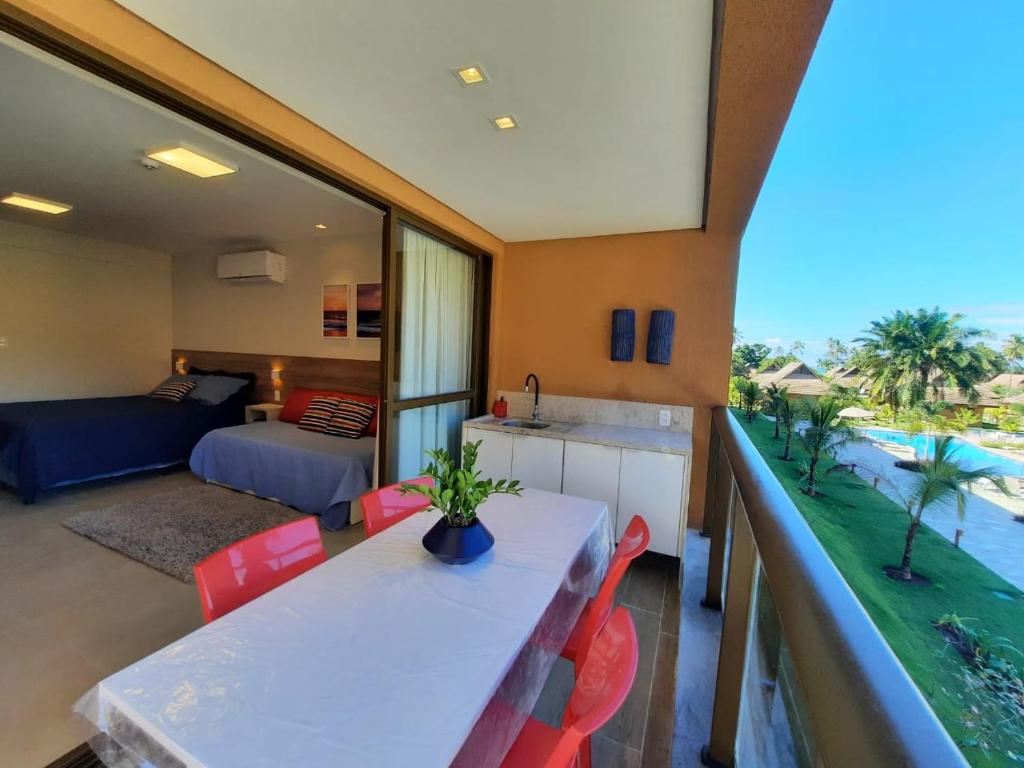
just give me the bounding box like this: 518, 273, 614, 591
0, 395, 246, 503
189, 421, 375, 530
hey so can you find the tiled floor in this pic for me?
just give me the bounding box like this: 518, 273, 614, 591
1, 469, 697, 767
532, 550, 683, 767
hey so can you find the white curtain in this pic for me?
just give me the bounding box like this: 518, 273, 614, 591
398, 227, 474, 398
396, 227, 475, 478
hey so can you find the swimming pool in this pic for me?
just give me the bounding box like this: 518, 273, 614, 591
859, 428, 1024, 478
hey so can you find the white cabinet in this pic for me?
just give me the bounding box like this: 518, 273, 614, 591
463, 423, 690, 559
617, 449, 686, 557
562, 441, 621, 526
465, 427, 513, 480
511, 434, 564, 493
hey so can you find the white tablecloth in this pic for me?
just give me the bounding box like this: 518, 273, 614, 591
76, 489, 612, 767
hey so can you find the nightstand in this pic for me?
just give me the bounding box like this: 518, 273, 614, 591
245, 403, 284, 423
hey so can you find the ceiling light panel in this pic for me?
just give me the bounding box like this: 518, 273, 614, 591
146, 144, 237, 178
1, 193, 72, 214
492, 115, 518, 130
452, 65, 489, 86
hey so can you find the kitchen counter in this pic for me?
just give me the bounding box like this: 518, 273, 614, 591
464, 415, 692, 456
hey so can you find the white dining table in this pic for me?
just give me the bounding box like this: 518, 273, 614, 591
75, 489, 613, 768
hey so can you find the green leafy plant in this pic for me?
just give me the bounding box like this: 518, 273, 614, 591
798, 397, 856, 496
763, 383, 788, 439
894, 436, 1009, 581
778, 396, 802, 461
400, 440, 522, 527
737, 377, 762, 423
935, 613, 1024, 761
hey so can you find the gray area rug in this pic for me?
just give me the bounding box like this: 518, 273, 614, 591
62, 484, 304, 583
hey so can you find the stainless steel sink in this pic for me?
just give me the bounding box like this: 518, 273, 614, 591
500, 419, 550, 430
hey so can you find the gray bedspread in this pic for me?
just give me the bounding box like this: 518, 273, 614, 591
189, 421, 374, 530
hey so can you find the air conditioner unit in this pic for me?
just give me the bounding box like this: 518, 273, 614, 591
217, 250, 286, 284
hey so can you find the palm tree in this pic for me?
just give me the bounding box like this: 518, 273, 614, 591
894, 436, 1009, 581
763, 383, 788, 439
778, 396, 801, 461
1004, 333, 1024, 373
856, 308, 994, 414
738, 378, 762, 422
798, 397, 855, 496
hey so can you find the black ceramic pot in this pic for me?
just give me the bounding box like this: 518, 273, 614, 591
422, 517, 494, 565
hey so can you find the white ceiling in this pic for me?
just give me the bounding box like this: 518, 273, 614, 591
0, 37, 382, 254
115, 0, 713, 242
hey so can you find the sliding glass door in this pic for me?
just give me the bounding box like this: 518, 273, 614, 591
381, 221, 489, 483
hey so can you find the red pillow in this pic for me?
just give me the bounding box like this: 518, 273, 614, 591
280, 387, 379, 436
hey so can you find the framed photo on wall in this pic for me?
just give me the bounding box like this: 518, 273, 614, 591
322, 284, 348, 338
356, 283, 383, 339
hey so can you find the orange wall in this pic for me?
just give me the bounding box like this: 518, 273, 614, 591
496, 230, 740, 526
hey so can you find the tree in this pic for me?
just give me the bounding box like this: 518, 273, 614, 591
1004, 333, 1024, 373
894, 436, 1008, 581
788, 340, 806, 358
731, 343, 771, 376
763, 383, 788, 439
738, 378, 762, 422
818, 337, 851, 372
757, 354, 798, 372
778, 396, 801, 461
798, 397, 855, 496
855, 308, 995, 415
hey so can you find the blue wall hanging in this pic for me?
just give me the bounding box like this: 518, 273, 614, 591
646, 309, 675, 365
610, 309, 635, 361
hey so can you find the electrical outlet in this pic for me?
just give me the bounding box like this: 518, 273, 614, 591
0, 336, 7, 349
658, 409, 671, 427
274, 390, 281, 402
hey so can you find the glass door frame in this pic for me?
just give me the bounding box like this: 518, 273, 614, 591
379, 210, 492, 484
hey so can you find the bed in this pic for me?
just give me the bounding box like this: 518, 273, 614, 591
189, 420, 375, 530
0, 391, 248, 503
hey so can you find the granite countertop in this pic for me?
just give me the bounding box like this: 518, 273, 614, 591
464, 415, 692, 456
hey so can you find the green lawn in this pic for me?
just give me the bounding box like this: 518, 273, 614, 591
731, 409, 1024, 766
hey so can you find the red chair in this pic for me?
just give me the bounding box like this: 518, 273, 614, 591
361, 477, 434, 538
501, 607, 639, 768
193, 517, 327, 624
562, 515, 650, 674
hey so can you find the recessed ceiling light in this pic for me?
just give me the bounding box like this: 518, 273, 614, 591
452, 65, 489, 86
145, 143, 237, 178
492, 115, 518, 131
314, 224, 328, 230
1, 193, 72, 215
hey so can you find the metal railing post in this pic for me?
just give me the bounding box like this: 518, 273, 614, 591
702, 498, 757, 767
701, 425, 720, 538
702, 435, 734, 610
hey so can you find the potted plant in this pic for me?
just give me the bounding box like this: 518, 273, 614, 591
401, 440, 522, 565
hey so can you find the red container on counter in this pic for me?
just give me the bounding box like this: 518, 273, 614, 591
492, 397, 508, 418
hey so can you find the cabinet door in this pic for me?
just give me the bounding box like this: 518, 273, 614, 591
562, 441, 621, 529
617, 449, 685, 556
465, 428, 513, 481
511, 434, 565, 493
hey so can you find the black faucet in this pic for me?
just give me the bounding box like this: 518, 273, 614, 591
524, 373, 540, 421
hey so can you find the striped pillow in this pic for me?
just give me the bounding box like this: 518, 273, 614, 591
325, 399, 377, 439
149, 380, 197, 402
298, 396, 341, 433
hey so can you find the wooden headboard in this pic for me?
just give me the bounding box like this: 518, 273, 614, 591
171, 349, 381, 404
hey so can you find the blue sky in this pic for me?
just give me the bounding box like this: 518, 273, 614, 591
735, 0, 1024, 367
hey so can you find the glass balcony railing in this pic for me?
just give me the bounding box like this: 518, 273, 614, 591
698, 407, 968, 767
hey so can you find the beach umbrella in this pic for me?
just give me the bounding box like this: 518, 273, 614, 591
838, 406, 875, 419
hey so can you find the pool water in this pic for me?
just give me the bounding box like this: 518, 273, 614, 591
859, 428, 1024, 478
